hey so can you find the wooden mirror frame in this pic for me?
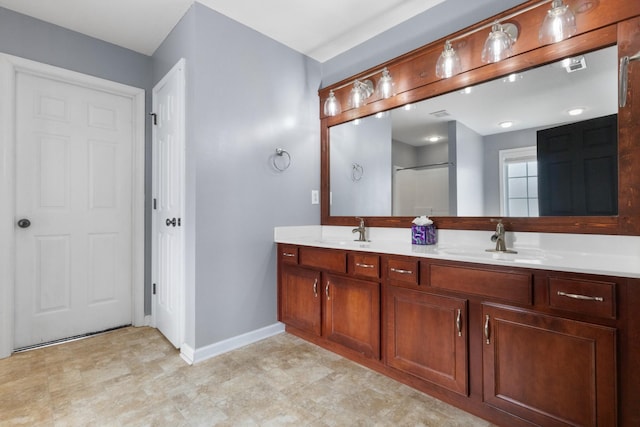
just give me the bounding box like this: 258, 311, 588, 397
319, 0, 640, 235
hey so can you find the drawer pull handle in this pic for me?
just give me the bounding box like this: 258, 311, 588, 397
484, 315, 491, 344
325, 281, 330, 300
313, 279, 318, 298
456, 309, 462, 337
390, 267, 413, 275
282, 253, 296, 258
557, 291, 604, 302
356, 262, 375, 269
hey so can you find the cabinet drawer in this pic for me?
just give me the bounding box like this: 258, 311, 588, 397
278, 244, 298, 264
428, 264, 532, 305
386, 258, 419, 285
549, 277, 616, 319
299, 246, 346, 273
349, 253, 380, 279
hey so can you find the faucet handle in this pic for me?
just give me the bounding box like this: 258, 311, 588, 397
355, 216, 365, 227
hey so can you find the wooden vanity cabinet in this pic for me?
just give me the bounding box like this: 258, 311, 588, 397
277, 244, 381, 359
277, 244, 634, 426
482, 303, 616, 427
385, 285, 468, 396
324, 273, 380, 358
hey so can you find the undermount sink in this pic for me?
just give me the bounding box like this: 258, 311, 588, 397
435, 247, 556, 264
315, 239, 371, 248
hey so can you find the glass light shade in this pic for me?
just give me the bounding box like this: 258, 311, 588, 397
347, 80, 373, 109
481, 23, 515, 63
376, 68, 395, 99
323, 90, 341, 116
435, 41, 461, 78
539, 0, 577, 44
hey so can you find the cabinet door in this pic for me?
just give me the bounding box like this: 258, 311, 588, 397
280, 265, 321, 336
385, 286, 468, 395
323, 274, 380, 359
482, 304, 616, 427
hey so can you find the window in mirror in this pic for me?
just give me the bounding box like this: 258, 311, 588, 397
499, 147, 538, 217
328, 45, 618, 219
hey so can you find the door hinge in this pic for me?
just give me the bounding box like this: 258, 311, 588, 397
153, 198, 157, 210
149, 112, 157, 125
178, 218, 181, 226
152, 283, 156, 295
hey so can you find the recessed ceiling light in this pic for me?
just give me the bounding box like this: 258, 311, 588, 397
503, 73, 521, 83
460, 87, 473, 94
376, 111, 389, 119
568, 107, 585, 116
353, 118, 361, 125
499, 121, 513, 128
428, 136, 440, 142
404, 104, 412, 111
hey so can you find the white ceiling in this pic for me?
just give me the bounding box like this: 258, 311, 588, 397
0, 0, 445, 62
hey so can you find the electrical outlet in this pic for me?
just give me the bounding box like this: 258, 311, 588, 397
311, 190, 319, 204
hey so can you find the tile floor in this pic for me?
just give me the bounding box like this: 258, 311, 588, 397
0, 327, 495, 426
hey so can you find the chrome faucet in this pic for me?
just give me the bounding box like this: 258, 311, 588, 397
352, 217, 367, 242
487, 219, 517, 253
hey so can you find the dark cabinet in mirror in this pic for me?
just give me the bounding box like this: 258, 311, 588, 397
329, 47, 618, 218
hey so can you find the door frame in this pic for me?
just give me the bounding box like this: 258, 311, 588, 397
0, 53, 146, 358
151, 58, 186, 348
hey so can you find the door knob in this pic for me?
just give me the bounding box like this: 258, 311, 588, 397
17, 218, 31, 228
166, 218, 177, 227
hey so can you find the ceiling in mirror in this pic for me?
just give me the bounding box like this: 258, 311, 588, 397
392, 47, 616, 146
329, 46, 618, 219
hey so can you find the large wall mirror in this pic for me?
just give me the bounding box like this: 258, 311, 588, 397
330, 46, 618, 218
320, 1, 640, 235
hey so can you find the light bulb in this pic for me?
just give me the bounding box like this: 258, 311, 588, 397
323, 90, 341, 116
435, 41, 462, 78
539, 0, 577, 44
482, 23, 517, 64
376, 68, 395, 99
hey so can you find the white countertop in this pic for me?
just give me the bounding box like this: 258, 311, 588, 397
274, 225, 640, 278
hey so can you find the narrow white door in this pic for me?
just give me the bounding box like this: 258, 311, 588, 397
14, 71, 134, 349
152, 59, 185, 348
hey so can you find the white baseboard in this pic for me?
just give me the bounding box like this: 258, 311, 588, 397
188, 322, 285, 365
180, 343, 195, 365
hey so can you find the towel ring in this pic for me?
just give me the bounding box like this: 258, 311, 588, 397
273, 148, 291, 171
352, 163, 364, 181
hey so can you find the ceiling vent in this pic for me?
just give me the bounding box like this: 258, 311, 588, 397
430, 109, 451, 118
564, 55, 587, 73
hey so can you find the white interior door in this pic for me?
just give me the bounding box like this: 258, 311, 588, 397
152, 59, 185, 349
14, 70, 135, 349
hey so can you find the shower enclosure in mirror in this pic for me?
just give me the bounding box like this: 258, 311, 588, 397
329, 46, 617, 218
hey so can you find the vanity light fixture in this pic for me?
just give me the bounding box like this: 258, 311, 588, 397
376, 67, 395, 99
434, 0, 578, 79
436, 41, 462, 78
481, 22, 518, 64
322, 68, 396, 116
539, 0, 577, 44
323, 90, 341, 116
347, 79, 374, 109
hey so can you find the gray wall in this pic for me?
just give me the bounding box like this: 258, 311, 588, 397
330, 115, 392, 216
483, 127, 542, 216
153, 3, 321, 348
454, 122, 484, 216
0, 7, 155, 312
